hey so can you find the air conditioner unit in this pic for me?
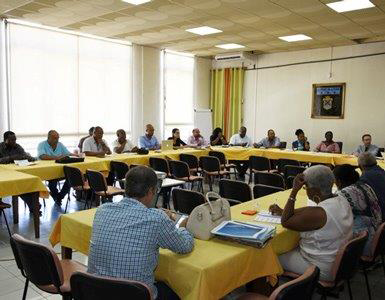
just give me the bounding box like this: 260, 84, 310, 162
214, 52, 256, 63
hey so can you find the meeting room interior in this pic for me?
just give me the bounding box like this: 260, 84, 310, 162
1, 0, 385, 299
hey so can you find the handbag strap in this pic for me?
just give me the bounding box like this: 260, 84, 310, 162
205, 192, 221, 212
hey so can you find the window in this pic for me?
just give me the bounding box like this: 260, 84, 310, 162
163, 51, 195, 141
7, 22, 132, 154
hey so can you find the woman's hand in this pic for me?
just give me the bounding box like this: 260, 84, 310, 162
269, 204, 283, 216
292, 173, 305, 193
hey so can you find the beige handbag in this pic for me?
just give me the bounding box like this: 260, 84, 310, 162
186, 192, 231, 240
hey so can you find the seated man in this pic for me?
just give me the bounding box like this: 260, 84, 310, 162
229, 126, 252, 180
113, 129, 138, 154
88, 166, 194, 300
358, 152, 385, 220
0, 131, 37, 214
139, 124, 160, 150
254, 129, 281, 148
38, 130, 75, 206
78, 127, 94, 152
82, 126, 111, 157
354, 134, 380, 157
187, 128, 208, 147
292, 129, 310, 151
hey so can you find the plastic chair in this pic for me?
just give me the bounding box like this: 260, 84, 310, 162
253, 184, 284, 199
200, 156, 230, 191
86, 170, 124, 206
254, 172, 285, 189
10, 234, 86, 300
237, 265, 320, 300
209, 151, 237, 178
110, 161, 129, 188
63, 166, 91, 212
172, 188, 206, 214
219, 179, 252, 203
169, 160, 203, 192
149, 157, 171, 177
70, 271, 152, 300
179, 153, 201, 174
0, 200, 11, 237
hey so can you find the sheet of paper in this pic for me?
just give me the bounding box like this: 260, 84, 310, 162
14, 159, 35, 166
254, 211, 281, 224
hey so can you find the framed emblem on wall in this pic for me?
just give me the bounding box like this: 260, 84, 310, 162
311, 83, 346, 119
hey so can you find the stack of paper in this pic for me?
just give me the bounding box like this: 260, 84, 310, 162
255, 211, 281, 224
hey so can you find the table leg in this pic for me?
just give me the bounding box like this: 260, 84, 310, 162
12, 196, 19, 224
32, 192, 40, 238
61, 246, 73, 259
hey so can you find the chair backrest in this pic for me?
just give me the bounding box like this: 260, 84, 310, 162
208, 151, 226, 165
253, 184, 284, 199
271, 265, 320, 300
249, 156, 271, 171
172, 188, 206, 214
370, 222, 385, 259
179, 154, 199, 170
277, 159, 300, 174
169, 160, 190, 179
219, 179, 252, 202
332, 231, 368, 283
255, 172, 285, 189
70, 271, 152, 300
149, 157, 170, 174
279, 141, 287, 149
283, 165, 306, 179
86, 170, 108, 193
200, 156, 220, 173
336, 141, 343, 153
63, 166, 85, 188
110, 161, 129, 181
10, 234, 63, 292
130, 164, 141, 170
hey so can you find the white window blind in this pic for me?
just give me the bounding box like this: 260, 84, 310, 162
163, 51, 194, 141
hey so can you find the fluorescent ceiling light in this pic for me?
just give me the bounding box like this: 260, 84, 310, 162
279, 34, 312, 42
215, 43, 245, 49
122, 0, 151, 5
326, 0, 374, 13
186, 26, 222, 35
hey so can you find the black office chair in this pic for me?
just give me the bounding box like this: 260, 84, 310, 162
200, 156, 230, 191
70, 271, 151, 300
219, 179, 252, 203
179, 153, 201, 175
110, 161, 129, 189
277, 159, 300, 174
254, 171, 285, 189
63, 166, 91, 211
284, 165, 306, 188
279, 141, 287, 149
209, 151, 237, 179
172, 188, 206, 214
248, 156, 275, 184
149, 157, 171, 177
169, 160, 203, 192
0, 200, 11, 237
253, 184, 284, 199
336, 142, 343, 153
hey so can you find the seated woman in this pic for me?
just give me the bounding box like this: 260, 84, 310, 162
292, 129, 310, 151
269, 165, 353, 281
210, 127, 227, 146
334, 164, 382, 256
315, 131, 340, 153
167, 128, 186, 147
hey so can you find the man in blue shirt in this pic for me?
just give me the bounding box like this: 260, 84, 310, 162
138, 124, 160, 150
254, 129, 281, 148
37, 130, 73, 206
88, 166, 194, 300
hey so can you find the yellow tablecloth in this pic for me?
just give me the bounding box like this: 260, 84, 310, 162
0, 169, 49, 198
49, 190, 305, 300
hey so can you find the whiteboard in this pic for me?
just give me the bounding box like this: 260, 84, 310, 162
194, 109, 212, 139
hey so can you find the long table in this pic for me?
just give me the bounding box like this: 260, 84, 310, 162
49, 189, 306, 300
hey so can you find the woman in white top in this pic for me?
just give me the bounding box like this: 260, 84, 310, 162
269, 165, 353, 281
112, 129, 138, 154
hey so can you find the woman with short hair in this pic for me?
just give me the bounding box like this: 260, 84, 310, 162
315, 131, 340, 153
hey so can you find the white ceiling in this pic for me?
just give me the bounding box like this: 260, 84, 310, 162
1, 0, 385, 56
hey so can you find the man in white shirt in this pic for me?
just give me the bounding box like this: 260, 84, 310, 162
82, 126, 111, 158
112, 129, 138, 154
229, 126, 252, 147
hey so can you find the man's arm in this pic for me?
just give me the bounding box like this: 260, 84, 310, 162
100, 140, 111, 155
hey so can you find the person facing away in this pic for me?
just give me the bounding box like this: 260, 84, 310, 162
88, 166, 194, 300
210, 127, 227, 146
0, 131, 35, 164
269, 166, 353, 281
292, 129, 310, 151
334, 164, 382, 256
139, 124, 160, 150
314, 131, 340, 153
168, 128, 186, 147
254, 129, 280, 148
112, 129, 138, 154
38, 130, 77, 206
187, 128, 208, 147
229, 126, 252, 147
82, 126, 111, 158
358, 152, 385, 220
78, 127, 94, 152
354, 134, 380, 157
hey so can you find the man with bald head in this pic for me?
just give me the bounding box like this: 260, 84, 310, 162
187, 128, 208, 147
139, 124, 160, 150
82, 126, 111, 157
38, 130, 74, 205
254, 129, 281, 148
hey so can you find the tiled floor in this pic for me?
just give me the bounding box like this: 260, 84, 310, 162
0, 181, 384, 299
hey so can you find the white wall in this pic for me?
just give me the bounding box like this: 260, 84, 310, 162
243, 42, 385, 153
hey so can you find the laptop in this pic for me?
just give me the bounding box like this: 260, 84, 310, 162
161, 140, 173, 151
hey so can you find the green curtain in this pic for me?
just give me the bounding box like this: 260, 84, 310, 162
210, 68, 245, 139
